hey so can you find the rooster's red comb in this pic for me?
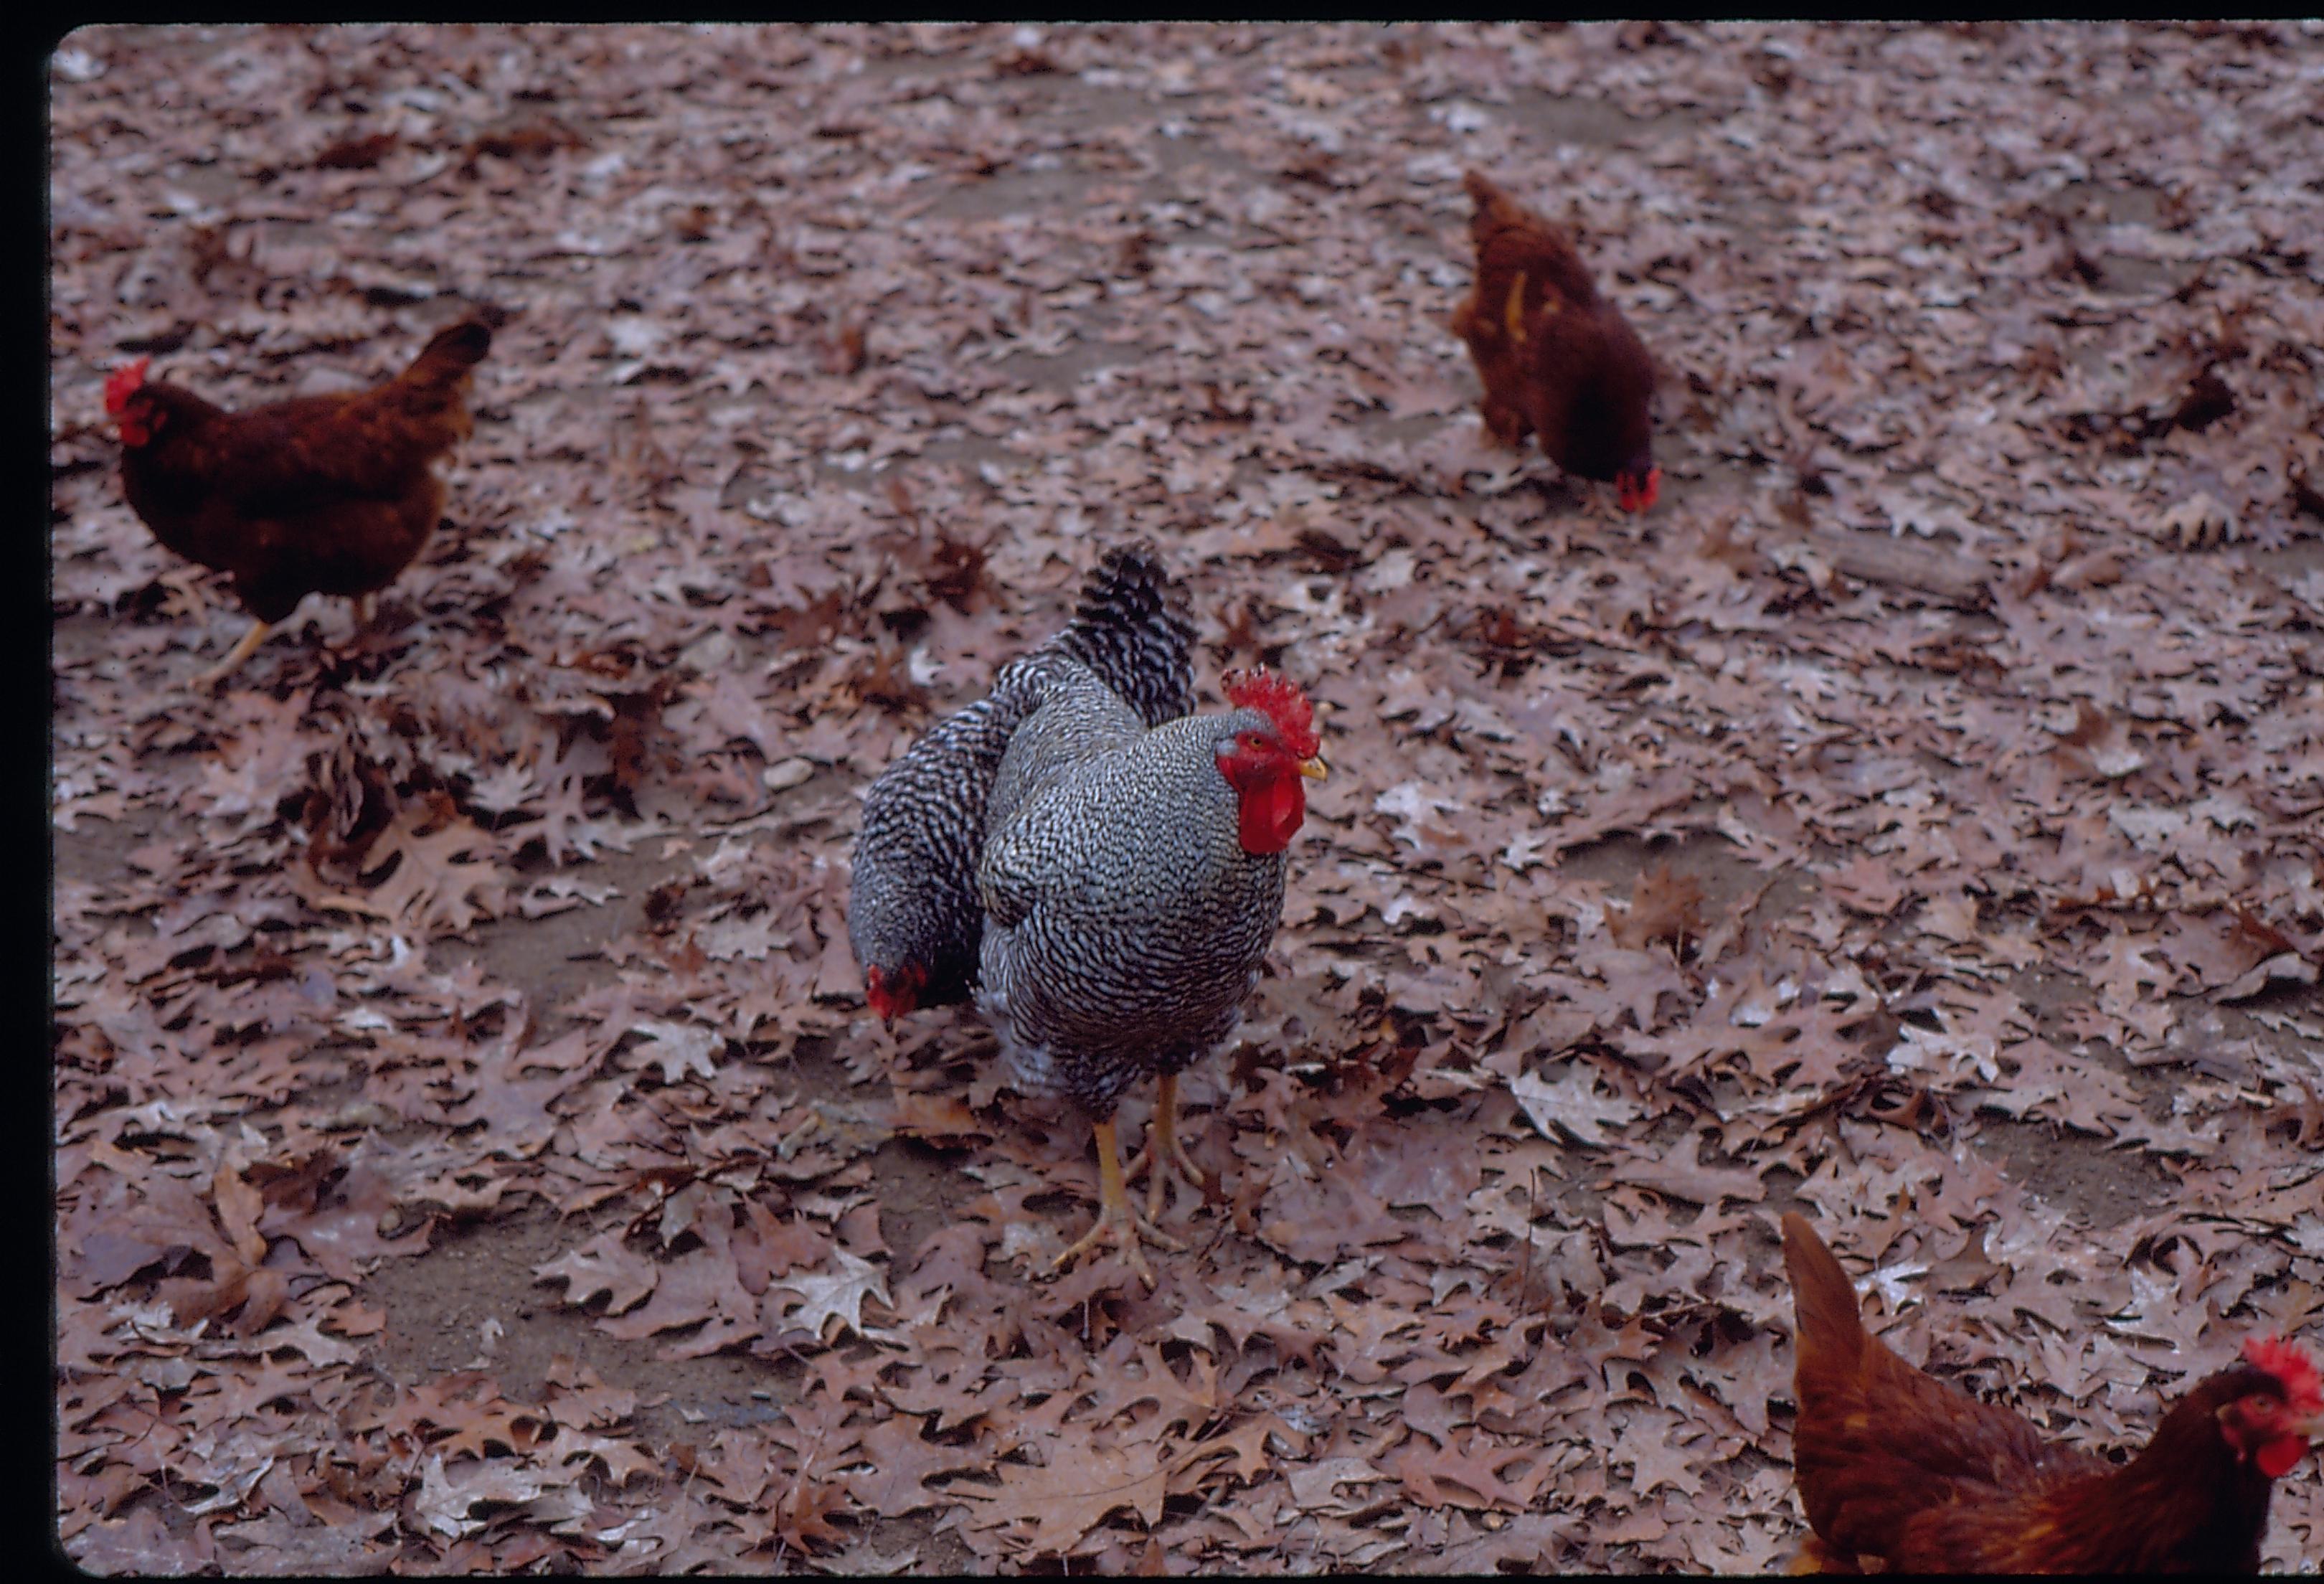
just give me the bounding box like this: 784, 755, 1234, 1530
103, 359, 151, 416
2245, 1335, 2323, 1412
1222, 668, 1319, 760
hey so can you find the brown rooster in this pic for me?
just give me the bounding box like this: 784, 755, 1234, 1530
105, 320, 492, 688
1782, 1211, 2321, 1573
1451, 170, 1658, 512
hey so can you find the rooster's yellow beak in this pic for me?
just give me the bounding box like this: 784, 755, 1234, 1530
1299, 757, 1328, 781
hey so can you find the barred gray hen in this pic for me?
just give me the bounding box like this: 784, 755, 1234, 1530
978, 664, 1323, 1284
846, 544, 1194, 1022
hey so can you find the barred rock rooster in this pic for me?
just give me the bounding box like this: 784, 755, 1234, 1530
978, 664, 1324, 1284
1451, 169, 1658, 512
105, 320, 493, 689
1782, 1211, 2323, 1573
847, 544, 1194, 1024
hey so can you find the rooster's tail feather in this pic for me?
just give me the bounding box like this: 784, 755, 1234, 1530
1055, 541, 1196, 729
1460, 171, 1595, 306
398, 321, 492, 395
1461, 169, 1518, 224
1783, 1212, 1871, 1380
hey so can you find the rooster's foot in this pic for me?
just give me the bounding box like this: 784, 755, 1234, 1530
1132, 1071, 1213, 1222
1052, 1199, 1181, 1290
1125, 1144, 1211, 1220
1053, 1113, 1181, 1288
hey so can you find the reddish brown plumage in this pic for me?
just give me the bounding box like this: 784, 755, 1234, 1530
1450, 170, 1658, 511
1781, 1212, 2320, 1573
109, 321, 491, 631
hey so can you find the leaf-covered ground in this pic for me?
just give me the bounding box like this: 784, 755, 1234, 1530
49, 22, 2324, 1575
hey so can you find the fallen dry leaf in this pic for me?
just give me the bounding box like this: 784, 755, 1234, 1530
49, 20, 2323, 1577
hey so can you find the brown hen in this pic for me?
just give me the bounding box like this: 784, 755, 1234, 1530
1782, 1211, 2320, 1573
1451, 170, 1658, 511
106, 320, 491, 688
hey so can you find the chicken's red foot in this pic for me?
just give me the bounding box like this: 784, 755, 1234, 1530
193, 618, 273, 691
1052, 1116, 1181, 1289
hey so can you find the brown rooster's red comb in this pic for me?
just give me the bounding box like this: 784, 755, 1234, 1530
103, 358, 151, 416
2246, 1335, 2323, 1412
1222, 668, 1319, 760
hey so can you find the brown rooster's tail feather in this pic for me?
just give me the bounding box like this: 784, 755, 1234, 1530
1460, 171, 1595, 309
399, 320, 492, 392
1783, 1212, 1870, 1378
1461, 169, 1524, 231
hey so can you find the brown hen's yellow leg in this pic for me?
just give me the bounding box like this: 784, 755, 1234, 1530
1143, 1072, 1212, 1223
193, 618, 273, 690
356, 593, 378, 628
1053, 1116, 1180, 1289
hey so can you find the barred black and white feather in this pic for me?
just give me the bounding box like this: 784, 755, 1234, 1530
846, 542, 1194, 1016
1049, 542, 1196, 730
976, 663, 1292, 1116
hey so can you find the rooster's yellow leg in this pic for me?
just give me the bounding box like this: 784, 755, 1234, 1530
193, 618, 273, 690
1143, 1072, 1212, 1222
1054, 1116, 1180, 1288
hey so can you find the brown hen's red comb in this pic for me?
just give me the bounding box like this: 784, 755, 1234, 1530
104, 359, 151, 416
2245, 1335, 2323, 1412
1222, 668, 1319, 760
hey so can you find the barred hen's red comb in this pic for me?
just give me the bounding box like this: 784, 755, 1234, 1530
1222, 668, 1318, 760
103, 358, 151, 416
2246, 1335, 2323, 1412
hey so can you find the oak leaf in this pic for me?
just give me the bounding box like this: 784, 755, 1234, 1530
534, 1230, 658, 1315
957, 1439, 1169, 1554
773, 1247, 891, 1343
1510, 1060, 1638, 1148
841, 1411, 991, 1518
